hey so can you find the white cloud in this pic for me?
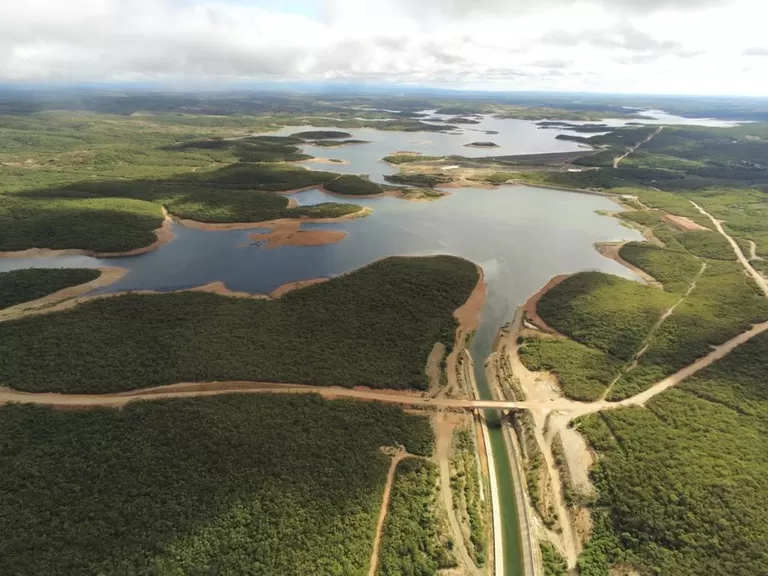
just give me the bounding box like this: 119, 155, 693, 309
0, 0, 766, 94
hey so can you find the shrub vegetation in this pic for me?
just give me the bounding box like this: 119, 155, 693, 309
0, 256, 479, 393
377, 459, 456, 575
0, 268, 101, 309
578, 332, 768, 575
0, 394, 434, 576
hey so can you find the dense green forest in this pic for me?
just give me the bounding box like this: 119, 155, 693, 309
376, 459, 456, 576
0, 394, 435, 576
536, 272, 677, 362
577, 330, 768, 576
619, 241, 702, 293
384, 173, 453, 187
611, 259, 768, 399
0, 256, 479, 393
0, 268, 101, 309
529, 219, 768, 400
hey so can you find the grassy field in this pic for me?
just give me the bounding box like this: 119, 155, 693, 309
577, 331, 768, 576
0, 268, 101, 309
0, 256, 479, 393
376, 459, 456, 576
0, 394, 434, 576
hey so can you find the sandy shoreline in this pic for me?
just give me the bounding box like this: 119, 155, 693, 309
596, 241, 663, 289
172, 207, 368, 248
522, 274, 570, 336
0, 267, 127, 322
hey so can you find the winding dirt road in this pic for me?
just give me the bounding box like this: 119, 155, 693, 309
691, 201, 768, 297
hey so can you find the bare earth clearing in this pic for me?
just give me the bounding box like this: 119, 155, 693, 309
248, 220, 348, 248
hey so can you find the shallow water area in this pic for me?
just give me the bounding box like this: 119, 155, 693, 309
0, 186, 642, 298
262, 115, 592, 183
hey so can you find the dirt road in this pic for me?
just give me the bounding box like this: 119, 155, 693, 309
368, 449, 409, 576
600, 260, 707, 400
691, 201, 768, 297
613, 127, 663, 168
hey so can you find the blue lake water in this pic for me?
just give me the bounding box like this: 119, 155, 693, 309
261, 115, 593, 183
0, 186, 642, 303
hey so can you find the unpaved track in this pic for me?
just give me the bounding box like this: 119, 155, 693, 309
529, 422, 578, 567
691, 201, 768, 297
613, 127, 663, 168
368, 450, 409, 576
434, 413, 481, 576
5, 315, 768, 413
600, 260, 707, 400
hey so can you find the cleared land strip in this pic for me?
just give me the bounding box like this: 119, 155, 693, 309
368, 450, 410, 576
613, 126, 663, 168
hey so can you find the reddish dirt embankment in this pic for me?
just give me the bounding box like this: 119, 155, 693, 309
522, 275, 570, 335
662, 214, 708, 232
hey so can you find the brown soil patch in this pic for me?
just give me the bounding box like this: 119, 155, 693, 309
299, 157, 350, 166
186, 282, 268, 299
454, 269, 487, 334
558, 427, 595, 497
572, 506, 594, 550
662, 214, 708, 232
249, 220, 348, 249
426, 343, 447, 393
269, 278, 329, 299
596, 242, 663, 289
522, 275, 570, 336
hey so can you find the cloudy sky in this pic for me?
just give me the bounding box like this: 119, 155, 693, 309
1, 0, 767, 94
